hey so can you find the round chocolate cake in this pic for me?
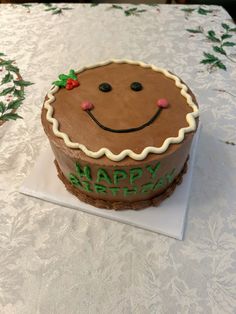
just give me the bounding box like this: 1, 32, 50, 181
41, 60, 199, 210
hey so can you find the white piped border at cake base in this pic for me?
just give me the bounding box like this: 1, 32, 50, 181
44, 59, 199, 162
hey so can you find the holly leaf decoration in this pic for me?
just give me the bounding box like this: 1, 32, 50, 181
7, 99, 23, 110
0, 52, 6, 57
13, 88, 24, 98
213, 46, 226, 55
181, 8, 195, 13
222, 23, 230, 31
198, 7, 213, 15
69, 69, 77, 80
0, 113, 23, 121
0, 102, 5, 113
216, 61, 227, 70
14, 79, 34, 87
53, 70, 78, 88
52, 9, 62, 15
5, 64, 19, 73
112, 4, 123, 10
222, 42, 236, 47
1, 72, 13, 84
221, 33, 232, 40
53, 80, 66, 87
0, 86, 15, 96
207, 30, 220, 42
186, 27, 203, 34
0, 53, 33, 123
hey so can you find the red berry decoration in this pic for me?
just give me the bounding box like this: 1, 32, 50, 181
66, 78, 79, 89
72, 79, 79, 87
81, 101, 94, 111
66, 83, 73, 90
157, 98, 169, 108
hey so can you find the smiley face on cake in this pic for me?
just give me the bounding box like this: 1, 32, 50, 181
42, 60, 199, 210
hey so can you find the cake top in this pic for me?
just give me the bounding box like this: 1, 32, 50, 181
43, 60, 199, 161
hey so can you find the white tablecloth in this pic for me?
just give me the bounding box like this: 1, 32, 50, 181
0, 3, 236, 314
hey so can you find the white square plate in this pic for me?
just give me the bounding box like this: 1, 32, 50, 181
20, 126, 201, 240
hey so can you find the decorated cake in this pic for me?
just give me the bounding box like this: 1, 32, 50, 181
41, 60, 199, 210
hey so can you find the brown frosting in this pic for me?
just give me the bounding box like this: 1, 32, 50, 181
51, 63, 193, 156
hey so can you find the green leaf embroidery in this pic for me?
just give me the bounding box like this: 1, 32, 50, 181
198, 7, 213, 15
21, 4, 32, 8
216, 61, 227, 70
224, 141, 235, 145
5, 64, 19, 73
7, 99, 23, 110
0, 113, 23, 121
0, 60, 14, 66
14, 79, 34, 87
0, 102, 5, 113
0, 52, 6, 57
222, 42, 236, 47
13, 88, 24, 98
0, 86, 15, 96
90, 3, 99, 7
52, 9, 62, 15
45, 7, 56, 12
181, 8, 195, 13
1, 72, 13, 84
112, 4, 123, 10
202, 52, 218, 61
207, 30, 220, 42
186, 28, 203, 34
213, 46, 226, 55
229, 27, 236, 32
221, 23, 230, 30
221, 34, 232, 40
61, 8, 72, 11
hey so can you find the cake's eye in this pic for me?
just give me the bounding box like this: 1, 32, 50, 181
99, 82, 112, 92
130, 82, 143, 91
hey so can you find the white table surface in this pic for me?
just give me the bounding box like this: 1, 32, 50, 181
0, 3, 236, 314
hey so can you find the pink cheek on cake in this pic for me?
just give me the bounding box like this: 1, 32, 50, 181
157, 98, 169, 108
81, 101, 94, 111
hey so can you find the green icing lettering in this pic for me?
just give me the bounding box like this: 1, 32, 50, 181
68, 173, 82, 187
141, 182, 154, 193
130, 168, 143, 184
123, 186, 138, 196
146, 162, 161, 179
94, 183, 107, 194
154, 177, 165, 190
96, 168, 112, 184
109, 187, 120, 196
166, 168, 176, 184
113, 170, 127, 185
82, 181, 93, 192
76, 162, 92, 181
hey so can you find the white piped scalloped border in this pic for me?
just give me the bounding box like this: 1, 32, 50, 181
44, 59, 199, 162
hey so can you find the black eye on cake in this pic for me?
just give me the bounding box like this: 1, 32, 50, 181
130, 82, 143, 91
99, 82, 112, 92
99, 81, 143, 92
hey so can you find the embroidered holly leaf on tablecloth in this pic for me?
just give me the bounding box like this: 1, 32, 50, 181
186, 22, 236, 72
198, 7, 213, 15
0, 53, 33, 123
43, 3, 72, 15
